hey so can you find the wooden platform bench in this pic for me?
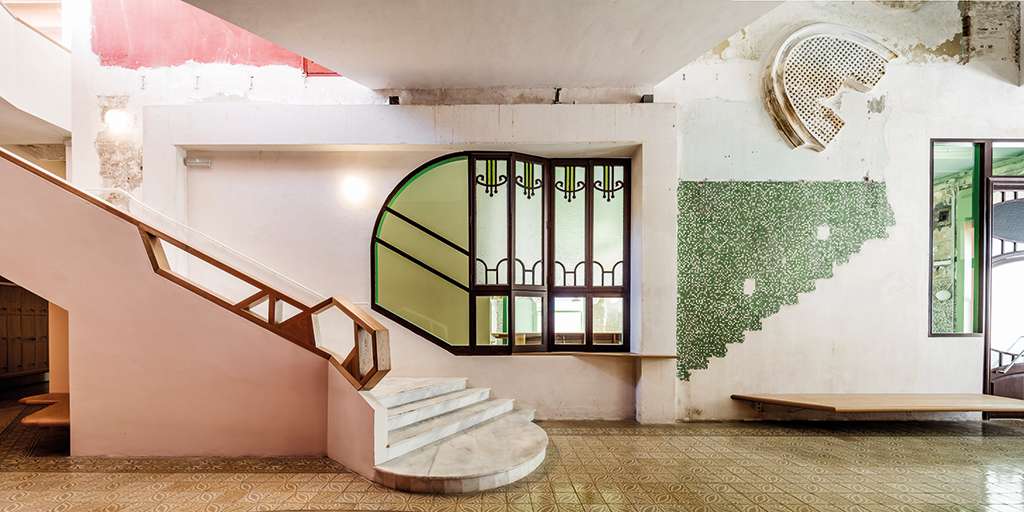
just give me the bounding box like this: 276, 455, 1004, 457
19, 393, 70, 427
731, 393, 1024, 413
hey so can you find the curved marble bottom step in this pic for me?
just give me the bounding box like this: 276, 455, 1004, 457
374, 410, 548, 494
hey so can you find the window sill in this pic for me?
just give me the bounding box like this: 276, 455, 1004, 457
511, 352, 679, 359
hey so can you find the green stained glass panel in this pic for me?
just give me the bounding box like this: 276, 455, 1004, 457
375, 243, 469, 346
387, 157, 469, 250
378, 211, 468, 287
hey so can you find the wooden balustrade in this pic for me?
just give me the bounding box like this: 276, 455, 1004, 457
315, 296, 390, 390
139, 226, 391, 390
0, 148, 389, 391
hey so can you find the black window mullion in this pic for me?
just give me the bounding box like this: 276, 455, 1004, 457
623, 162, 631, 351
469, 154, 478, 353
585, 161, 594, 351
545, 159, 555, 350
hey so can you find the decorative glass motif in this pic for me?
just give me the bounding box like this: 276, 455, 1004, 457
554, 165, 586, 202
554, 165, 586, 287
592, 165, 625, 287
515, 162, 543, 200
594, 165, 625, 202
476, 160, 508, 197
514, 161, 544, 286
475, 159, 508, 285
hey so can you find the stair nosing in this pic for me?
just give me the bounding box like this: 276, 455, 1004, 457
387, 398, 514, 455
388, 387, 491, 419
374, 378, 468, 407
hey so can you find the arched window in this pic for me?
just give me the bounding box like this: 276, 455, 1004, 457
372, 152, 629, 355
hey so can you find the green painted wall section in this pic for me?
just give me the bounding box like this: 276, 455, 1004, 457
676, 181, 896, 380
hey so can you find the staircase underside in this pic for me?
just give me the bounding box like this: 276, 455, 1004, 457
369, 378, 548, 493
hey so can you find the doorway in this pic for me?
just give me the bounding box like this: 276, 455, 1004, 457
988, 180, 1024, 405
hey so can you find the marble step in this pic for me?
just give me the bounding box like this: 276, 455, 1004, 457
387, 398, 515, 461
371, 377, 468, 409
387, 387, 492, 431
375, 410, 548, 494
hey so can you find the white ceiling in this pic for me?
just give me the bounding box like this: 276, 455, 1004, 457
181, 0, 780, 90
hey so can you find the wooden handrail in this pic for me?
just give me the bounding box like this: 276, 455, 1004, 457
1, 1, 70, 53
2, 146, 391, 389
310, 296, 390, 390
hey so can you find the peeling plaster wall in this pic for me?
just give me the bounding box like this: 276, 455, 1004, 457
68, 0, 384, 197
655, 1, 1024, 420
963, 1, 1021, 86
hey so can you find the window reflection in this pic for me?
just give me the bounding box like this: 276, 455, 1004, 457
931, 142, 979, 334
554, 297, 585, 344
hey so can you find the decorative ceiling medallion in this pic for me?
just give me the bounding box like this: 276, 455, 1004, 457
762, 23, 897, 152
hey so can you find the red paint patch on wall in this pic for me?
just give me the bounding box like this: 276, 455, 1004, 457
92, 0, 303, 69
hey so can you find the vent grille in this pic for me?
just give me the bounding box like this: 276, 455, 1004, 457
783, 35, 889, 146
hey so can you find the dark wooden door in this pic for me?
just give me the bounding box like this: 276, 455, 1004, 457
0, 277, 48, 378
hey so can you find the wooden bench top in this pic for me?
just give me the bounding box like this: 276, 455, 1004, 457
19, 393, 69, 405
19, 393, 70, 427
731, 393, 1024, 413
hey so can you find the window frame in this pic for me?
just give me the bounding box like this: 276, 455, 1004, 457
371, 151, 630, 356
928, 139, 993, 339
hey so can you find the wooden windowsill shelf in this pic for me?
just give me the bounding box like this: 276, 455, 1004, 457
512, 352, 679, 359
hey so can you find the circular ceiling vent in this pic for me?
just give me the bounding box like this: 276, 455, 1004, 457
762, 23, 897, 152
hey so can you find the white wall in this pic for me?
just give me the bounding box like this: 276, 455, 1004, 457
143, 104, 680, 422
0, 5, 70, 144
69, 0, 1024, 426
656, 1, 1017, 420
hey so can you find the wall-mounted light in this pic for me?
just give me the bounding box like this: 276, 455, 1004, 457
104, 109, 131, 134
184, 158, 212, 167
342, 177, 368, 202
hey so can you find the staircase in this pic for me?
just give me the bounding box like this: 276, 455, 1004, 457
370, 378, 548, 493
0, 148, 549, 492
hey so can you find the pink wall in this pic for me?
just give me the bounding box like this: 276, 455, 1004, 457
0, 154, 327, 456
92, 0, 303, 69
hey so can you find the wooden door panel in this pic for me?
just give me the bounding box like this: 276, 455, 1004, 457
0, 285, 50, 377
0, 286, 13, 314
7, 315, 22, 373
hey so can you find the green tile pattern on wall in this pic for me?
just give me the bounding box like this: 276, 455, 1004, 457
676, 180, 895, 380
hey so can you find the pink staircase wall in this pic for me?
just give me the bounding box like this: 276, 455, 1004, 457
0, 154, 328, 456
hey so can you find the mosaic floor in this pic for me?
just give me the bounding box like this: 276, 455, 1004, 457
2, 392, 1024, 511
